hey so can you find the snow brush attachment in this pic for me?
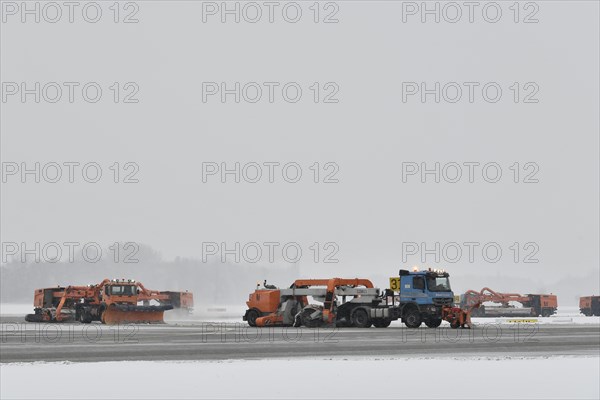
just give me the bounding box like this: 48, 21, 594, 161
441, 306, 473, 329
101, 304, 174, 325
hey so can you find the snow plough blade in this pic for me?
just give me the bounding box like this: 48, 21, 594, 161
101, 304, 174, 325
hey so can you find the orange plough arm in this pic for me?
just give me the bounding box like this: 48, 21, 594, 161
293, 278, 374, 324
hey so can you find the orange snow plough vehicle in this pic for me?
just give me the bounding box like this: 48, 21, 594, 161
244, 272, 475, 329
244, 278, 378, 327
459, 287, 557, 317
25, 279, 193, 325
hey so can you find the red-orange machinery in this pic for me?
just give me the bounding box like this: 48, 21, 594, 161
579, 296, 600, 316
460, 287, 557, 317
25, 279, 193, 325
244, 278, 377, 328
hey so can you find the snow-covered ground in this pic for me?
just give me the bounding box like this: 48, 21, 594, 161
1, 304, 35, 316
4, 304, 599, 329
470, 306, 600, 325
1, 356, 598, 399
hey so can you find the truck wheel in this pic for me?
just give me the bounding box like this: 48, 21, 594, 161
246, 309, 259, 327
541, 309, 550, 317
404, 309, 422, 328
79, 312, 92, 323
373, 319, 391, 328
425, 318, 442, 328
352, 308, 371, 328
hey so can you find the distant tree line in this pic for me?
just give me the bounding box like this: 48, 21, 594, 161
0, 244, 300, 306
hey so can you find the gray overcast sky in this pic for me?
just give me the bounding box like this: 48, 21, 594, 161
1, 2, 598, 301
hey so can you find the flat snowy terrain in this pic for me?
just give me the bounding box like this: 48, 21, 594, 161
4, 304, 599, 325
1, 356, 598, 399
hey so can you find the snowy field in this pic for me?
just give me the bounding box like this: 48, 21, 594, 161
1, 356, 598, 399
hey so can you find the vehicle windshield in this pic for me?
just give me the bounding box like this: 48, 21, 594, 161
109, 285, 137, 296
426, 276, 451, 292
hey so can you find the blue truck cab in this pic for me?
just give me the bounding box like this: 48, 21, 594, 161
397, 268, 454, 328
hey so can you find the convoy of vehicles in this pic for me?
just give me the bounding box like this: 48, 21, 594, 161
23, 270, 599, 326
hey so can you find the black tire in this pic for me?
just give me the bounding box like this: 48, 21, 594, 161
450, 320, 460, 329
541, 309, 550, 318
25, 313, 44, 323
246, 309, 259, 327
373, 319, 391, 328
79, 311, 92, 324
404, 309, 422, 328
425, 318, 442, 328
352, 308, 371, 328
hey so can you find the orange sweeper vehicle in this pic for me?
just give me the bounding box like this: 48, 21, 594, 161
244, 269, 475, 329
579, 296, 600, 316
25, 279, 193, 324
459, 287, 557, 317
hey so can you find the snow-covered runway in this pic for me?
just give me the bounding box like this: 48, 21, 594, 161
2, 356, 598, 399
2, 306, 599, 399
